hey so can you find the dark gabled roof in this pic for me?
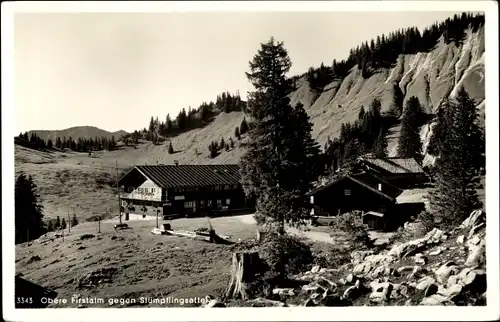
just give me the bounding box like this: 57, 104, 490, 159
308, 172, 403, 201
360, 157, 424, 174
132, 164, 242, 188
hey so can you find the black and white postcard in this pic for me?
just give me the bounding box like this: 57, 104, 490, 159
2, 1, 499, 321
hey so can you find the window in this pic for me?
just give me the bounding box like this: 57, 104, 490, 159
208, 200, 212, 206
344, 189, 351, 196
200, 200, 205, 206
151, 188, 155, 194
217, 200, 222, 206
184, 201, 195, 209
226, 199, 231, 205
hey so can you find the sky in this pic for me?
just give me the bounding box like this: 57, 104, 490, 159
14, 10, 466, 134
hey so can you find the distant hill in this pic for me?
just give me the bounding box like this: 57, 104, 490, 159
27, 126, 128, 141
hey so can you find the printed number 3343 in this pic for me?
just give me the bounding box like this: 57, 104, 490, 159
17, 297, 33, 304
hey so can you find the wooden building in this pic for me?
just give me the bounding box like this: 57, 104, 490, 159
354, 157, 428, 189
118, 164, 254, 220
308, 172, 403, 218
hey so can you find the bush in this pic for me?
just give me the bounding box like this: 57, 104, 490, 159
258, 232, 314, 279
391, 211, 434, 244
329, 211, 370, 248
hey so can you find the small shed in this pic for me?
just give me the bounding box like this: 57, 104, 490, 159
362, 211, 386, 231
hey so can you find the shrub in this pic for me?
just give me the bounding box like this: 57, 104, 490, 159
329, 211, 370, 248
258, 232, 314, 280
391, 211, 434, 244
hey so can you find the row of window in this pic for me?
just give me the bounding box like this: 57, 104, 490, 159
136, 187, 156, 194
130, 184, 240, 195
174, 185, 239, 193
184, 199, 230, 209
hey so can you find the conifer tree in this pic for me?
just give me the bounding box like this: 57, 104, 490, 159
55, 216, 61, 230
47, 220, 54, 232
15, 174, 45, 243
168, 142, 174, 154
372, 126, 388, 158
220, 137, 225, 150
61, 218, 67, 229
229, 137, 235, 149
428, 88, 484, 226
235, 126, 241, 140
240, 118, 249, 134
240, 37, 321, 233
71, 213, 79, 227
397, 96, 424, 162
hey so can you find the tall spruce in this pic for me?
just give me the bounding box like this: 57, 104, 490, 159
15, 173, 45, 243
428, 88, 484, 226
168, 142, 174, 154
373, 126, 388, 158
240, 37, 321, 233
397, 96, 423, 162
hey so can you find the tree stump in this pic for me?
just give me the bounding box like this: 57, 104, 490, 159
225, 251, 262, 300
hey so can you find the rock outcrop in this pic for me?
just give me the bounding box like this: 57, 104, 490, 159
218, 210, 486, 307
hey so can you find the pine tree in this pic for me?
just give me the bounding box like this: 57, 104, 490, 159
71, 213, 79, 227
55, 216, 61, 230
15, 174, 45, 243
358, 106, 366, 121
240, 118, 249, 134
149, 116, 155, 133
397, 96, 423, 162
428, 88, 484, 226
168, 142, 174, 154
209, 141, 218, 158
229, 137, 235, 149
47, 220, 54, 232
219, 137, 225, 150
372, 126, 388, 158
240, 37, 321, 233
235, 126, 241, 140
61, 218, 67, 229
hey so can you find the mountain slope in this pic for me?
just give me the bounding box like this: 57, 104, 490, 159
290, 27, 484, 166
28, 126, 128, 141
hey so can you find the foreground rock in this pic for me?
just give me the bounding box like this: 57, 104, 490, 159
219, 210, 486, 307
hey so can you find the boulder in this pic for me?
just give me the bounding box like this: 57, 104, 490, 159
416, 276, 437, 291
353, 262, 372, 276
420, 294, 454, 306
463, 269, 487, 294
435, 261, 459, 284
459, 210, 485, 230
465, 240, 486, 267
272, 288, 295, 296
370, 265, 391, 279
428, 247, 443, 256
437, 283, 463, 300
311, 265, 320, 273
415, 255, 427, 265
303, 298, 317, 307
424, 283, 439, 297
456, 235, 465, 244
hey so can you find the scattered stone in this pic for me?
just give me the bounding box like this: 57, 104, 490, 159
303, 299, 317, 307
414, 255, 427, 265
468, 235, 481, 246
435, 261, 459, 284
311, 265, 320, 273
420, 294, 454, 306
429, 248, 443, 256
468, 223, 485, 239
79, 234, 95, 240
437, 284, 463, 300
459, 209, 484, 230
272, 288, 295, 296
405, 299, 412, 306
424, 283, 439, 297
465, 240, 486, 267
463, 269, 487, 294
416, 276, 436, 291
346, 273, 355, 283
456, 235, 465, 244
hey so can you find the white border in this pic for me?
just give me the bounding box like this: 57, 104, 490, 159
2, 1, 499, 322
